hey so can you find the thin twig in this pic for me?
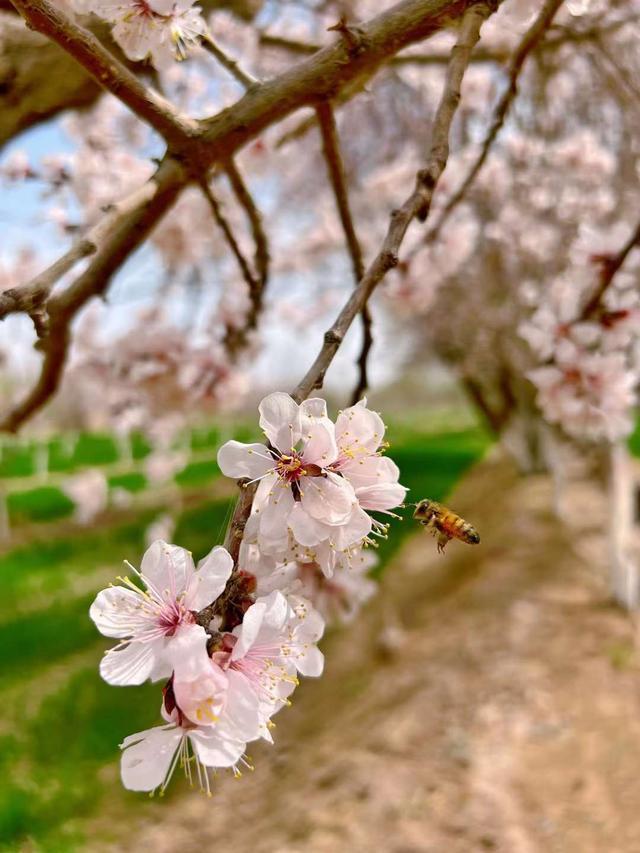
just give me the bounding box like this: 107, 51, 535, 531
0, 238, 96, 335
581, 217, 640, 320
0, 159, 186, 432
198, 177, 263, 356
315, 100, 371, 404
225, 159, 270, 293
424, 0, 564, 244
201, 31, 259, 90
219, 0, 498, 572
8, 0, 198, 149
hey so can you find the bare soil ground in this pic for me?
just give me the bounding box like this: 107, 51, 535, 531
93, 454, 640, 853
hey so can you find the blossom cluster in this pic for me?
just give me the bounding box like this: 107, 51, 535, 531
520, 250, 640, 442
57, 0, 206, 69
90, 394, 405, 795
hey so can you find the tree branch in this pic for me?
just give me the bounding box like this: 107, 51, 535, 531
198, 176, 263, 356
0, 158, 186, 432
201, 30, 259, 90
315, 100, 371, 404
219, 0, 498, 573
581, 217, 640, 320
424, 0, 564, 243
8, 0, 198, 147
225, 159, 270, 298
0, 238, 96, 335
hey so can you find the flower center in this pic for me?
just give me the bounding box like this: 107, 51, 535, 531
276, 453, 306, 482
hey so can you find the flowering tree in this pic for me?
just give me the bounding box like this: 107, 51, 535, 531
0, 0, 639, 794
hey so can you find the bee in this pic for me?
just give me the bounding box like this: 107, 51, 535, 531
413, 499, 480, 553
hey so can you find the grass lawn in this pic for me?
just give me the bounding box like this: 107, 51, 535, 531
0, 423, 490, 851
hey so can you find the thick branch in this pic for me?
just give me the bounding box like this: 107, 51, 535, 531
1, 158, 186, 432
315, 100, 371, 404
425, 0, 564, 242
8, 0, 198, 147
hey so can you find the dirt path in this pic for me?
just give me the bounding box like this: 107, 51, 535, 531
92, 454, 640, 853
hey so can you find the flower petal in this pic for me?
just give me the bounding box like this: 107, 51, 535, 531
335, 400, 385, 453
356, 482, 407, 512
299, 472, 355, 524
231, 599, 267, 660
189, 727, 247, 769
120, 725, 184, 792
187, 546, 234, 611
140, 540, 194, 599
258, 392, 301, 451
300, 421, 338, 467
217, 441, 274, 480
259, 485, 294, 545
288, 503, 329, 546
339, 455, 400, 491
89, 585, 149, 639
100, 639, 162, 686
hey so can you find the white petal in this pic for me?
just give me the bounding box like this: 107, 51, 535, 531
231, 599, 267, 660
100, 640, 161, 686
332, 504, 372, 549
164, 624, 211, 680
223, 668, 262, 741
258, 392, 301, 451
356, 482, 407, 512
187, 546, 233, 611
189, 727, 247, 769
141, 540, 194, 599
288, 503, 329, 546
340, 455, 400, 490
120, 725, 184, 791
299, 398, 328, 420
296, 645, 324, 677
299, 473, 354, 524
300, 421, 338, 466
217, 441, 274, 480
335, 400, 385, 453
89, 585, 149, 639
259, 486, 294, 544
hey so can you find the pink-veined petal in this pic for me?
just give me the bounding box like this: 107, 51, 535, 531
140, 540, 194, 599
164, 624, 212, 680
258, 392, 301, 451
217, 441, 274, 480
120, 725, 184, 791
187, 546, 234, 610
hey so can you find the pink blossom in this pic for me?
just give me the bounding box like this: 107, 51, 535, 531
529, 347, 636, 441
218, 393, 367, 560
90, 540, 233, 685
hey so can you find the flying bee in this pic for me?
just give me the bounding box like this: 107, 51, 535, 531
413, 499, 480, 553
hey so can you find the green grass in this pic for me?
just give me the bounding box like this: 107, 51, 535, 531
0, 423, 489, 850
7, 487, 75, 524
